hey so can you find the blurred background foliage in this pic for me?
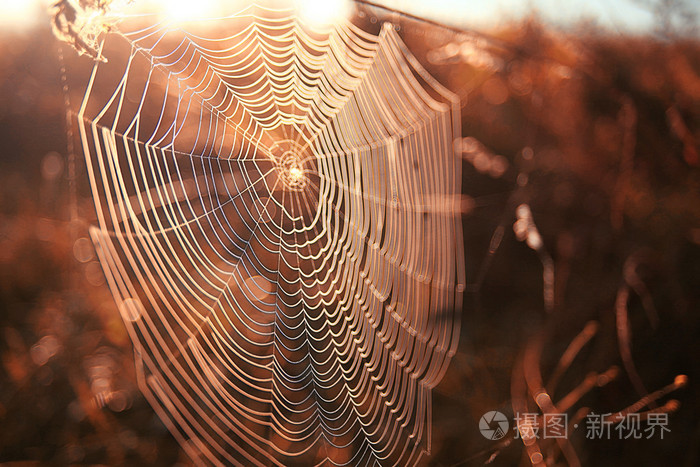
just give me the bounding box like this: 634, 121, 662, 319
1, 1, 699, 465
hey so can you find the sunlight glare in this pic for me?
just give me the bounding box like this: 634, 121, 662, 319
297, 0, 353, 28
0, 0, 41, 31
141, 0, 221, 22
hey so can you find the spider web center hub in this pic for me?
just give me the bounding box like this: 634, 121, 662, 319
275, 144, 308, 191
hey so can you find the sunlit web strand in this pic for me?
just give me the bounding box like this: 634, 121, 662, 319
72, 3, 464, 466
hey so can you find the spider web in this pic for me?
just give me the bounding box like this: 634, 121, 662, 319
68, 3, 464, 465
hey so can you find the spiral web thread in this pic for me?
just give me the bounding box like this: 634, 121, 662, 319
72, 4, 464, 465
